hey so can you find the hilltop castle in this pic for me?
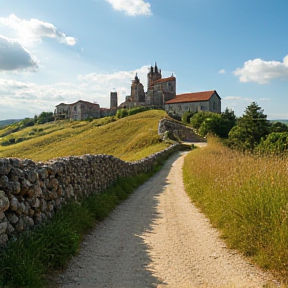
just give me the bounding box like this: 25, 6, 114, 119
118, 64, 176, 109
54, 63, 221, 120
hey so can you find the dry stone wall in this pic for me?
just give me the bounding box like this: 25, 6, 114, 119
0, 144, 178, 247
158, 118, 206, 142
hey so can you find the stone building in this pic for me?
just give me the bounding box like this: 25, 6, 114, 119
164, 90, 221, 117
118, 63, 221, 117
119, 64, 177, 109
54, 63, 221, 121
54, 100, 100, 120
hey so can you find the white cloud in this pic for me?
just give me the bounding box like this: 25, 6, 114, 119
0, 14, 76, 46
105, 0, 152, 16
224, 96, 242, 100
0, 36, 38, 71
218, 69, 226, 74
233, 55, 288, 84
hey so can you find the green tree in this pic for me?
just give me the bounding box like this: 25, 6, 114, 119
190, 111, 216, 129
37, 112, 54, 124
270, 121, 288, 133
198, 114, 223, 137
228, 102, 270, 151
190, 109, 236, 138
256, 132, 288, 155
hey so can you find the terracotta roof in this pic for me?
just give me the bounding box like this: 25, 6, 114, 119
153, 76, 176, 84
165, 90, 219, 104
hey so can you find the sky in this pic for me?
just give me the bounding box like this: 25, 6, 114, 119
0, 0, 288, 120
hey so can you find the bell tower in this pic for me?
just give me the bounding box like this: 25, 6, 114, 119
147, 63, 162, 88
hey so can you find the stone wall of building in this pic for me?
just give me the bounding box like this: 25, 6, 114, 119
164, 93, 221, 118
0, 144, 179, 247
158, 118, 206, 142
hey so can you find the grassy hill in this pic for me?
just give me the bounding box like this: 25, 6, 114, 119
0, 110, 170, 162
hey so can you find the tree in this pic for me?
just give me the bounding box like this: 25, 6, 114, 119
37, 112, 54, 124
190, 111, 216, 129
228, 102, 270, 151
190, 109, 236, 138
270, 122, 288, 133
256, 132, 288, 155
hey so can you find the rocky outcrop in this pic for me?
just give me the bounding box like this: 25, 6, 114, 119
0, 144, 178, 247
158, 118, 206, 142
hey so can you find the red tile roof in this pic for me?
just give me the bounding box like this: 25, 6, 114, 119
153, 76, 176, 84
165, 90, 219, 104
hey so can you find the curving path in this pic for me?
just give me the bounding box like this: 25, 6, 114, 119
54, 150, 279, 288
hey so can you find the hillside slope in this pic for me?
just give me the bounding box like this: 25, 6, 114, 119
0, 110, 170, 162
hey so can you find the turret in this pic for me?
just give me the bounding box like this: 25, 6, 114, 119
110, 91, 118, 109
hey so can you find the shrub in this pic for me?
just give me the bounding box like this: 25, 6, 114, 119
16, 137, 25, 143
181, 111, 194, 124
256, 132, 288, 155
116, 109, 128, 119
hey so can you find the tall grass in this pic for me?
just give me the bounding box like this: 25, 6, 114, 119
0, 169, 157, 288
183, 137, 288, 279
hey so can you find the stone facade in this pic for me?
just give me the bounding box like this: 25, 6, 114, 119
54, 64, 221, 120
119, 64, 221, 117
54, 100, 100, 121
165, 91, 221, 118
110, 92, 118, 109
0, 144, 179, 247
120, 64, 177, 109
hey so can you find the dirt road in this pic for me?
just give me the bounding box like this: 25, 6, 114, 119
55, 151, 278, 288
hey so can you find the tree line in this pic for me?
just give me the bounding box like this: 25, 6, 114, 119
182, 102, 288, 154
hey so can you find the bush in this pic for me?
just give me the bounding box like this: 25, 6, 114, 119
116, 109, 128, 119
16, 137, 25, 143
256, 132, 288, 155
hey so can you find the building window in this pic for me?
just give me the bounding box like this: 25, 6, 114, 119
74, 106, 77, 111
213, 101, 216, 110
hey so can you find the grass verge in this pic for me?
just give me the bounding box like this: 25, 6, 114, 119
0, 162, 165, 288
183, 137, 288, 282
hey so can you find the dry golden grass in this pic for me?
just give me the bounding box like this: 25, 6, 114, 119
183, 137, 288, 280
0, 110, 170, 162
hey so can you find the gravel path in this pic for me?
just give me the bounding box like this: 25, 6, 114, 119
54, 151, 279, 288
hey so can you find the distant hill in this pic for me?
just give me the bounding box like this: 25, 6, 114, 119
0, 110, 171, 162
0, 119, 22, 128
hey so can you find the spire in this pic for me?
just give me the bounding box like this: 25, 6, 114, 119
155, 62, 158, 73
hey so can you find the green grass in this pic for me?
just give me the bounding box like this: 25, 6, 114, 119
0, 167, 161, 288
183, 137, 288, 282
0, 110, 170, 162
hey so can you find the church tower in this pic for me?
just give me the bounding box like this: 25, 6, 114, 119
110, 91, 118, 109
147, 63, 162, 88
131, 74, 145, 103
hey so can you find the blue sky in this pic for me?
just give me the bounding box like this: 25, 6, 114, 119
0, 0, 288, 120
